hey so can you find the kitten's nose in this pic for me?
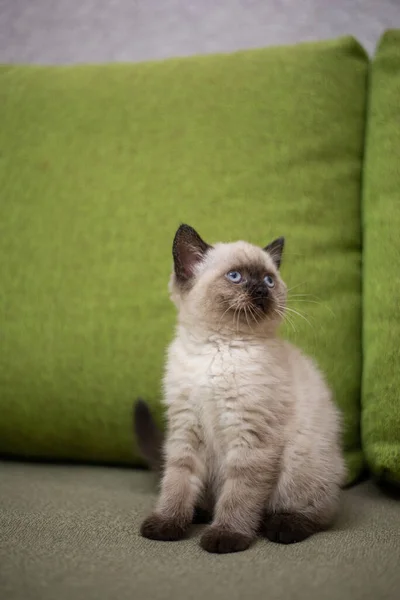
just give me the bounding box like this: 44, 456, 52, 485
251, 286, 268, 311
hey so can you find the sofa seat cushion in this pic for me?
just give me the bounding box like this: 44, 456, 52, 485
0, 461, 399, 600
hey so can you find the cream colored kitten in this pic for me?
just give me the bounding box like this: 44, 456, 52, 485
137, 224, 346, 554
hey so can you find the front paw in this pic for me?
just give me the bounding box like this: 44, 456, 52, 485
200, 526, 252, 554
140, 513, 189, 541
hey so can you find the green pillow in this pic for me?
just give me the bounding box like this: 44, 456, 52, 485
0, 37, 367, 483
362, 30, 400, 485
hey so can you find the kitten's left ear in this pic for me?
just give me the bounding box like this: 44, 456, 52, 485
264, 237, 285, 269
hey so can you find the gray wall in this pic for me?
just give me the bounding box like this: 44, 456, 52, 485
1, 0, 399, 64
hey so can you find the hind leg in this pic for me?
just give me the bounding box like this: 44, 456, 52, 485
260, 510, 329, 544
260, 421, 346, 545
260, 476, 341, 544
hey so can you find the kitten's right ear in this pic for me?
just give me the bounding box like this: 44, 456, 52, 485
172, 224, 212, 283
264, 237, 285, 269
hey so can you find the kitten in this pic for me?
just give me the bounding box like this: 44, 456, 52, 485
137, 224, 346, 554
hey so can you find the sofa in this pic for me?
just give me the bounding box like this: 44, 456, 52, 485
1, 31, 400, 600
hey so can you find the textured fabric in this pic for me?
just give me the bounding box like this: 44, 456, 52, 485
362, 30, 400, 484
1, 461, 400, 600
0, 37, 367, 481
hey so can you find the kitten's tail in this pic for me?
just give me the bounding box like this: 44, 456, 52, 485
133, 398, 164, 473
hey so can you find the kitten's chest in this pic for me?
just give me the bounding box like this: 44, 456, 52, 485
172, 340, 243, 392
166, 339, 262, 437
191, 347, 245, 452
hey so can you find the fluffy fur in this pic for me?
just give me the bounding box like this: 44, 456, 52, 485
138, 225, 346, 553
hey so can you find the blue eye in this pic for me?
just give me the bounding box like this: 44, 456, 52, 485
226, 271, 242, 284
264, 275, 275, 288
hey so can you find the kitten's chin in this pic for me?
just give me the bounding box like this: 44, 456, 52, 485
221, 305, 277, 330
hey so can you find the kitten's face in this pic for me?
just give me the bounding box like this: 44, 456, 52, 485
170, 224, 287, 333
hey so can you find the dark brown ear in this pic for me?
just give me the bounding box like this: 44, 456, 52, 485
172, 224, 212, 283
264, 237, 285, 269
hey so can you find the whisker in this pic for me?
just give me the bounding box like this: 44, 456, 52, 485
248, 307, 256, 325
233, 305, 240, 333
288, 292, 317, 297
287, 298, 336, 317
283, 311, 297, 333
249, 305, 261, 326
288, 294, 320, 301
218, 302, 236, 327
236, 307, 241, 334
244, 305, 254, 332
287, 282, 308, 293
282, 306, 314, 329
274, 307, 296, 333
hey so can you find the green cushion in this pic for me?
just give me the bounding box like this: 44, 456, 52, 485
0, 37, 367, 483
362, 30, 400, 484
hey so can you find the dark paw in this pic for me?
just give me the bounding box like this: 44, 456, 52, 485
261, 512, 319, 544
200, 527, 252, 554
140, 513, 189, 541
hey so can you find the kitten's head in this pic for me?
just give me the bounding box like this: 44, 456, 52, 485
169, 224, 287, 335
